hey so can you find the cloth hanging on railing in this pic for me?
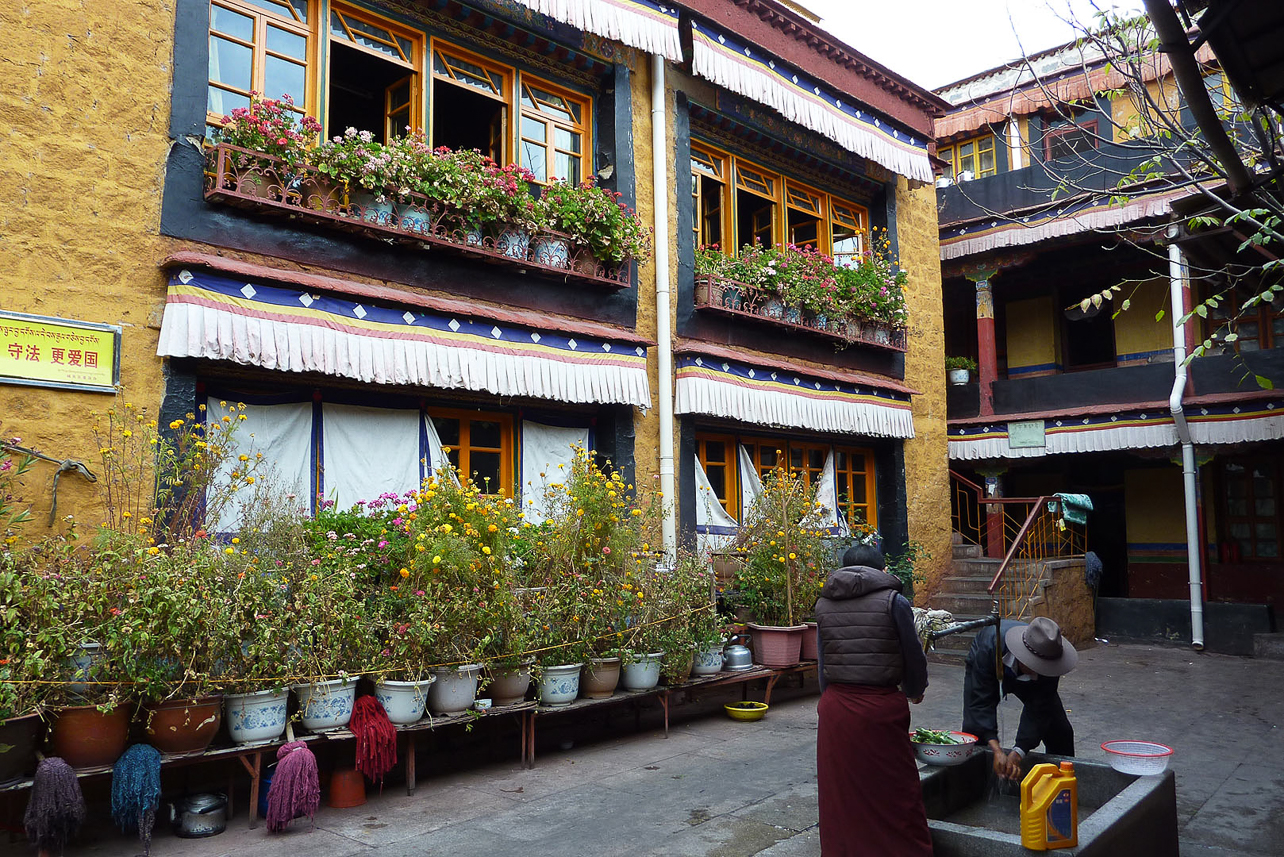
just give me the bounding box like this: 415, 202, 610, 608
512, 0, 682, 60
1053, 493, 1093, 526
738, 444, 763, 518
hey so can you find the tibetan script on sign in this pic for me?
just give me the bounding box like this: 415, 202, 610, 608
0, 311, 120, 393
1008, 419, 1047, 449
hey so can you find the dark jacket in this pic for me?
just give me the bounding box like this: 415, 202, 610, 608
813, 566, 927, 698
962, 621, 1070, 754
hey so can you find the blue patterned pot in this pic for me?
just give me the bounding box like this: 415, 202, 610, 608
464, 224, 486, 247
784, 305, 803, 325
350, 192, 396, 226
495, 227, 531, 260
537, 663, 582, 706
374, 677, 436, 725
531, 231, 572, 268
762, 297, 785, 320
622, 653, 663, 691
692, 643, 724, 676
225, 688, 289, 745
292, 677, 358, 732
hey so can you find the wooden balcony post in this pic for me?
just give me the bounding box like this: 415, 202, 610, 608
967, 269, 999, 418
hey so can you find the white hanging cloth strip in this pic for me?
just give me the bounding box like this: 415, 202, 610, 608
423, 413, 460, 487
321, 404, 421, 508
206, 399, 313, 533
738, 444, 763, 520
689, 22, 934, 183
694, 453, 738, 556
812, 449, 850, 537
519, 421, 591, 524
512, 0, 682, 60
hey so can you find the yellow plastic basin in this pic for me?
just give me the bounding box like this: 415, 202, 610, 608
724, 701, 769, 721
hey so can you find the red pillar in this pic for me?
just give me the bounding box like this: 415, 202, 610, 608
974, 276, 998, 417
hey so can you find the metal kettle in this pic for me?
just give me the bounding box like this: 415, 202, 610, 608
723, 634, 754, 671
171, 793, 227, 838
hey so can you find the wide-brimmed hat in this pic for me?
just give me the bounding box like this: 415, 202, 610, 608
1005, 617, 1078, 677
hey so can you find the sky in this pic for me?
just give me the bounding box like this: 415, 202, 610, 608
802, 0, 1146, 91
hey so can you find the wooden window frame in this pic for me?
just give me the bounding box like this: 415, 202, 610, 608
785, 180, 828, 250
696, 433, 739, 520
834, 446, 877, 529
941, 133, 997, 179
830, 198, 867, 265
692, 142, 730, 251
1209, 288, 1284, 352
325, 2, 424, 142
426, 407, 514, 496
430, 39, 514, 162
1218, 455, 1282, 562
207, 0, 316, 129
519, 74, 592, 185
1043, 120, 1098, 162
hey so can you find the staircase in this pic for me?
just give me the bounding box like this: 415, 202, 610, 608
926, 539, 1002, 666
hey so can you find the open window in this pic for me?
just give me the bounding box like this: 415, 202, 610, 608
1044, 121, 1098, 161
786, 183, 825, 249
325, 4, 421, 143
428, 408, 513, 495
831, 201, 866, 267
519, 78, 589, 184
735, 161, 779, 249
431, 42, 509, 162
692, 143, 729, 250
696, 434, 738, 519
207, 0, 313, 130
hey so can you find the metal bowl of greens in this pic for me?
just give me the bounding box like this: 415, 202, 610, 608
908, 729, 978, 766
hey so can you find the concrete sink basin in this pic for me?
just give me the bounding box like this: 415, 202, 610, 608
920, 751, 1178, 856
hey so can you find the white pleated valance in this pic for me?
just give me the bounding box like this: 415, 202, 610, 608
514, 0, 681, 60
158, 269, 651, 409
949, 405, 1284, 461
675, 355, 915, 439
690, 21, 934, 183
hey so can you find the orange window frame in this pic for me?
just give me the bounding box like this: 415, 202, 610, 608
696, 434, 738, 520
426, 407, 514, 496
691, 142, 730, 251
430, 39, 513, 162
207, 0, 316, 129
834, 446, 877, 528
519, 75, 591, 185
327, 3, 423, 142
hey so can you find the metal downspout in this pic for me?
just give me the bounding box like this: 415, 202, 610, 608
651, 53, 676, 557
1168, 228, 1205, 650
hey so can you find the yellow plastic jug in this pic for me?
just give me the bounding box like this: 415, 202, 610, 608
1020, 761, 1078, 850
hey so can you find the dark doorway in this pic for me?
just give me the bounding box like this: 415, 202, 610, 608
328, 42, 407, 143
432, 83, 505, 161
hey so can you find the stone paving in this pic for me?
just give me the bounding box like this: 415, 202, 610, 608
59, 642, 1284, 856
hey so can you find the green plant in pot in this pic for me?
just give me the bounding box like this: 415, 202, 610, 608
536, 178, 653, 270
945, 356, 978, 385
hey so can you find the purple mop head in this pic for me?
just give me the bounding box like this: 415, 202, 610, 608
24, 757, 87, 853
266, 740, 320, 833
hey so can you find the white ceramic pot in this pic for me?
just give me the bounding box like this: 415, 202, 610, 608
427, 664, 482, 714
621, 653, 663, 691
488, 666, 532, 707
374, 677, 437, 725
225, 688, 289, 745
291, 677, 358, 732
537, 663, 582, 706
948, 368, 971, 386
691, 643, 724, 676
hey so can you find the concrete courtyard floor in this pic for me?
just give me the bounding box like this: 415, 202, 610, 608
68, 642, 1283, 857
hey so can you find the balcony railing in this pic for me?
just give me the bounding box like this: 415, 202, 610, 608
694, 274, 907, 351
203, 144, 632, 289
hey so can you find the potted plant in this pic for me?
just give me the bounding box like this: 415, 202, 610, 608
213, 92, 321, 200
536, 179, 652, 274
946, 356, 978, 386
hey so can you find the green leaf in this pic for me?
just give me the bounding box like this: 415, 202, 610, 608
1225, 333, 1239, 343
1195, 304, 1207, 318
1155, 309, 1166, 322
1256, 375, 1275, 390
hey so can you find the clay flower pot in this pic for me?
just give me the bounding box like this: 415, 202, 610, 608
580, 658, 621, 700
747, 623, 807, 669
49, 703, 131, 769
143, 696, 223, 755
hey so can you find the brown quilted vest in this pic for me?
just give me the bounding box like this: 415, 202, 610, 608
813, 566, 904, 687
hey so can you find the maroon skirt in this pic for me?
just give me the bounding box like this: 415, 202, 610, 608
817, 683, 933, 857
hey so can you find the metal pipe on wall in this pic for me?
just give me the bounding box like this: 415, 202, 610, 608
651, 53, 676, 557
1167, 226, 1204, 650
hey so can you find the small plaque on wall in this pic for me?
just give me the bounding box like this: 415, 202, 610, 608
0, 310, 121, 393
1008, 419, 1046, 448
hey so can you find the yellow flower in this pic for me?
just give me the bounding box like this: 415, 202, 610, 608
147, 546, 159, 556
232, 537, 240, 544
399, 567, 410, 578
433, 555, 442, 564
488, 524, 498, 532
441, 524, 453, 533
482, 546, 492, 555
224, 547, 235, 555
122, 430, 132, 438
239, 454, 249, 462
789, 552, 796, 560
237, 414, 247, 420
636, 592, 644, 600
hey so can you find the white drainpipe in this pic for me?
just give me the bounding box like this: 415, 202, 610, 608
652, 53, 676, 557
1168, 227, 1205, 650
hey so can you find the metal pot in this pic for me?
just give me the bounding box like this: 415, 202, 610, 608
723, 635, 754, 671
171, 793, 227, 838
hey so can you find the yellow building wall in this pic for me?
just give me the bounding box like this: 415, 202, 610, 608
898, 178, 952, 600
1125, 468, 1187, 545
1005, 296, 1060, 374
1115, 278, 1172, 362
0, 1, 174, 532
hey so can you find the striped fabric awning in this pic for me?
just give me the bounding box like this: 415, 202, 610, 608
157, 269, 652, 408
948, 402, 1284, 460
514, 0, 682, 60
675, 353, 915, 439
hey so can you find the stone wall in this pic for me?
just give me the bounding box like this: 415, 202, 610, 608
1030, 557, 1095, 646
897, 179, 952, 601
0, 0, 176, 530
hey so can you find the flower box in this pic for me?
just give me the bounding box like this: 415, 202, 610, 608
694, 274, 908, 351
203, 143, 632, 290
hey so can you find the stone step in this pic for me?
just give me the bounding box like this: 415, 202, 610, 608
940, 575, 997, 595
928, 593, 1001, 616
952, 558, 1003, 576
951, 542, 982, 560
1253, 632, 1284, 660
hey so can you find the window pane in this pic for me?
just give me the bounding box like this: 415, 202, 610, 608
208, 86, 251, 119
850, 479, 867, 504
521, 141, 547, 181
521, 116, 546, 143
1255, 497, 1276, 517
789, 448, 802, 471
554, 151, 579, 184
1228, 498, 1249, 516
211, 5, 255, 41
264, 55, 306, 103
432, 417, 460, 448
434, 50, 502, 97
242, 0, 308, 22
706, 466, 726, 499
979, 147, 996, 174
267, 25, 307, 60
555, 127, 580, 154
333, 11, 403, 61
705, 440, 726, 462
470, 451, 502, 489
808, 448, 825, 470
758, 448, 777, 470
960, 142, 974, 158
470, 420, 503, 449
209, 36, 253, 91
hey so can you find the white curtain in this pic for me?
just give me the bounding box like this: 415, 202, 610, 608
321, 403, 420, 508
694, 454, 738, 556
423, 414, 459, 486
520, 421, 590, 524
738, 444, 763, 519
813, 450, 850, 537
206, 399, 313, 533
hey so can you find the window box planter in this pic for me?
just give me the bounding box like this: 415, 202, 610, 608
203, 144, 632, 290
694, 274, 907, 351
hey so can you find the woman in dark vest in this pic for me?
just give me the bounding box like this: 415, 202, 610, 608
814, 544, 931, 856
